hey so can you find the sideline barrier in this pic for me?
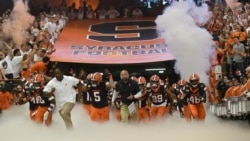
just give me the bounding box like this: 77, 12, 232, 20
209, 93, 250, 118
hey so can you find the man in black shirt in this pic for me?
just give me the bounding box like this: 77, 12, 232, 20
111, 70, 142, 123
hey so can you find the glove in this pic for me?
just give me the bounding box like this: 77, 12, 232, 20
200, 97, 206, 103
44, 111, 50, 120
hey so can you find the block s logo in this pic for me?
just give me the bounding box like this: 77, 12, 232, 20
88, 21, 158, 42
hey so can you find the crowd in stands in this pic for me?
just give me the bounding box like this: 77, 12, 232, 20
0, 1, 69, 113
28, 0, 167, 20
206, 2, 250, 103
66, 1, 145, 20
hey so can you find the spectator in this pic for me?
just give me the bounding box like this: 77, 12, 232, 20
131, 7, 143, 18
0, 81, 13, 110
33, 48, 46, 63
77, 7, 84, 20
38, 13, 46, 30
0, 42, 14, 80
244, 44, 250, 68
30, 56, 50, 74
30, 21, 40, 37
107, 6, 120, 19
68, 3, 78, 20
232, 37, 245, 76
96, 5, 107, 20
81, 0, 88, 19
43, 17, 58, 45
58, 12, 68, 32
20, 43, 32, 56
12, 45, 36, 80
86, 5, 95, 19
11, 48, 23, 79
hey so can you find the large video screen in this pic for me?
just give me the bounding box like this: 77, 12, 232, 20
137, 0, 169, 8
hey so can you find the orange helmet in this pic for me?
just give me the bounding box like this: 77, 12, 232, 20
91, 72, 102, 87
189, 73, 200, 81
32, 74, 44, 90
150, 74, 160, 88
177, 79, 187, 87
150, 74, 160, 82
130, 76, 138, 82
91, 72, 102, 82
189, 73, 200, 87
138, 76, 146, 85
172, 83, 181, 95
33, 74, 44, 83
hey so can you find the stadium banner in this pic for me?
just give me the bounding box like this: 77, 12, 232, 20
50, 18, 175, 64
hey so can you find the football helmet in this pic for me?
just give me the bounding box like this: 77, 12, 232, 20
177, 79, 187, 87
32, 74, 44, 90
138, 76, 146, 85
91, 72, 102, 87
150, 74, 160, 82
150, 74, 160, 88
130, 76, 138, 82
138, 76, 146, 90
189, 73, 200, 87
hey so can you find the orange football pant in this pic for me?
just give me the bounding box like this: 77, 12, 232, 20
90, 106, 109, 122
150, 106, 165, 119
137, 107, 149, 123
183, 104, 192, 122
188, 103, 206, 121
115, 109, 121, 122
35, 106, 52, 126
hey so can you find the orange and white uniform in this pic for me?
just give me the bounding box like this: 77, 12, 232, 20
137, 76, 150, 123
149, 74, 167, 119
86, 72, 110, 122
31, 74, 55, 126
182, 74, 207, 121
173, 80, 190, 120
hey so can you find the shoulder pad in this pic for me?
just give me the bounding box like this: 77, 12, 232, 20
199, 83, 206, 88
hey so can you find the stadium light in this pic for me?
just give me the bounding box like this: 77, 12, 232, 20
145, 68, 166, 71
158, 70, 164, 74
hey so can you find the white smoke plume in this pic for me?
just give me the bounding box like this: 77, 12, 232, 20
155, 1, 214, 84
2, 0, 34, 48
188, 2, 211, 26
1, 104, 250, 141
